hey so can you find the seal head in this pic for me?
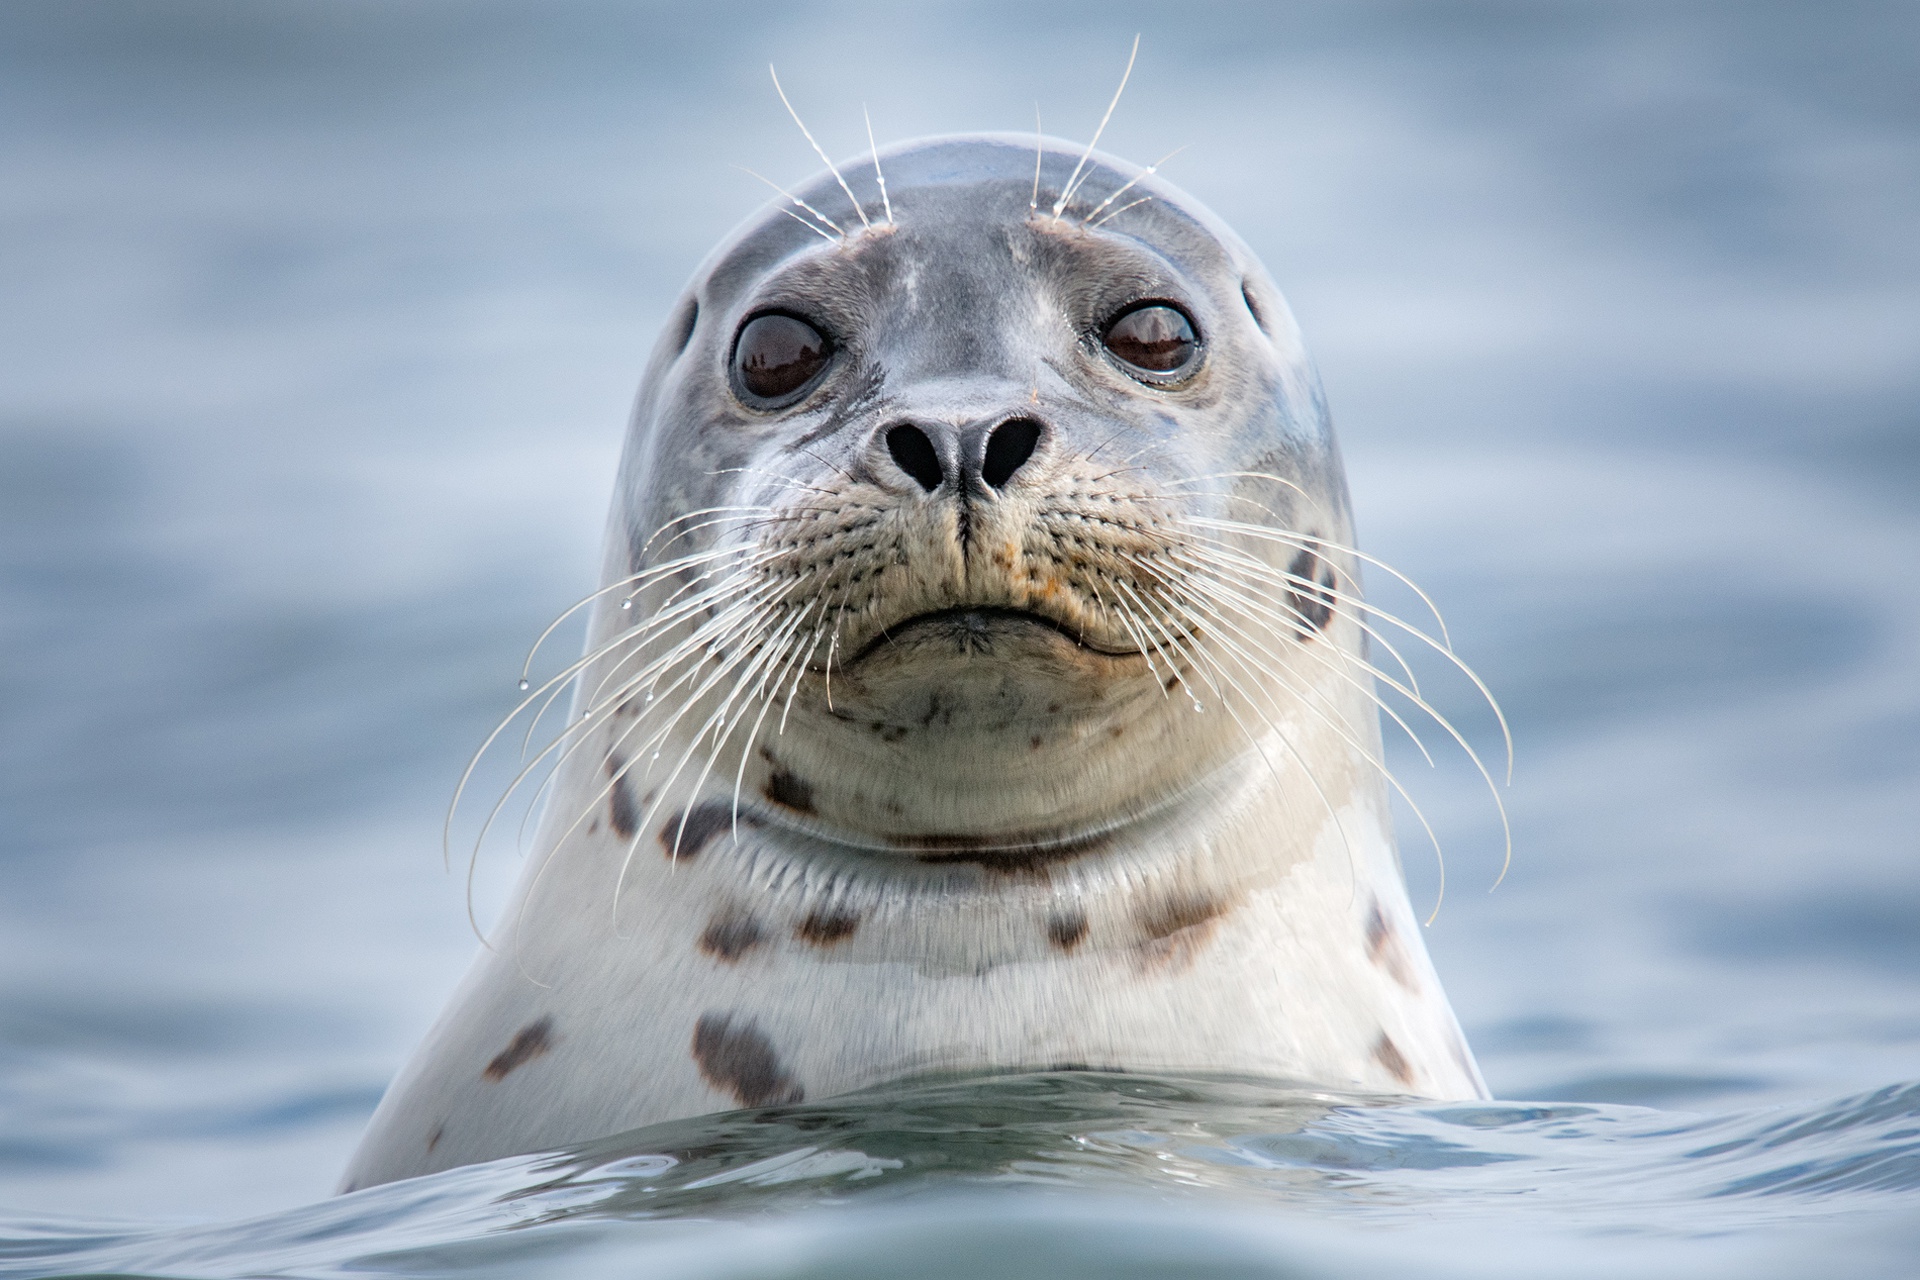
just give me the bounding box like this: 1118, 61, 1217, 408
616, 135, 1339, 848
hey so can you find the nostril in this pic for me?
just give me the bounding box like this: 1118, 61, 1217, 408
981, 418, 1041, 489
886, 424, 944, 492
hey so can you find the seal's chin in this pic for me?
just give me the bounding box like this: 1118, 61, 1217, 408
847, 606, 1139, 665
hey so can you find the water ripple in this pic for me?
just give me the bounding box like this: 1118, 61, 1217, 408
5, 1072, 1918, 1279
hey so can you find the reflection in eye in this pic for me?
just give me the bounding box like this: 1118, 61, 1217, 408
733, 314, 831, 401
1103, 304, 1197, 375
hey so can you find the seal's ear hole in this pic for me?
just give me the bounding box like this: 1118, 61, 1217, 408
1240, 281, 1268, 335
981, 418, 1041, 489
669, 296, 700, 357
1103, 303, 1197, 376
733, 313, 831, 402
886, 424, 944, 492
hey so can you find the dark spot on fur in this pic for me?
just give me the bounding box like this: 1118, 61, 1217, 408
588, 818, 600, 836
1373, 1032, 1415, 1088
913, 849, 1058, 879
1030, 735, 1044, 750
1163, 674, 1181, 691
1047, 911, 1089, 951
699, 909, 765, 962
907, 830, 1108, 881
426, 1124, 443, 1154
1365, 899, 1420, 992
1140, 895, 1225, 940
606, 756, 638, 840
764, 769, 815, 814
483, 1016, 555, 1082
1286, 547, 1336, 637
1137, 895, 1229, 970
898, 832, 1113, 882
1364, 903, 1388, 953
796, 907, 860, 946
660, 800, 734, 860
691, 1012, 804, 1108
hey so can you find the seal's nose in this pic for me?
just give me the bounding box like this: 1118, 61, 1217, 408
882, 416, 1043, 494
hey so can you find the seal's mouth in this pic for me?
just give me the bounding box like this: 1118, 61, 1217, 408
846, 606, 1141, 664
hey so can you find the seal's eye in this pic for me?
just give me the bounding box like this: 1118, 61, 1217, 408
733, 313, 831, 402
1102, 304, 1197, 376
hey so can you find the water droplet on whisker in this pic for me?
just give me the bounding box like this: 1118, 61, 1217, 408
518, 679, 530, 691
1191, 700, 1204, 713
621, 598, 632, 610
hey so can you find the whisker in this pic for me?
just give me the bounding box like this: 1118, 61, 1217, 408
1175, 564, 1438, 769
1174, 538, 1429, 718
1174, 543, 1462, 762
446, 607, 676, 879
503, 613, 776, 976
1080, 145, 1182, 226
863, 104, 893, 225
515, 547, 779, 757
511, 576, 792, 852
592, 576, 792, 719
1085, 576, 1173, 691
1186, 519, 1511, 780
769, 65, 870, 231
1030, 104, 1044, 215
637, 504, 783, 559
1087, 196, 1152, 229
1116, 576, 1362, 898
1187, 508, 1455, 652
734, 605, 827, 833
516, 532, 772, 686
706, 467, 841, 499
734, 165, 844, 238
1158, 559, 1439, 775
1052, 33, 1141, 219
1171, 538, 1512, 898
659, 603, 816, 864
774, 205, 838, 242
1154, 578, 1454, 921
487, 569, 793, 869
538, 598, 790, 893
609, 612, 804, 929
1161, 575, 1390, 753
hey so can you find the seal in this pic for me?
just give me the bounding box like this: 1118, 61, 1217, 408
340, 133, 1490, 1192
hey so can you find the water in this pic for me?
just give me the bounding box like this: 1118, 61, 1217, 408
2, 1, 1918, 1275
7, 1073, 1920, 1278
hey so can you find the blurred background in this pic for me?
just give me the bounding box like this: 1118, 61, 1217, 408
1, 0, 1916, 1222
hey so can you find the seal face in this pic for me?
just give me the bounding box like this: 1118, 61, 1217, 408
340, 134, 1489, 1192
